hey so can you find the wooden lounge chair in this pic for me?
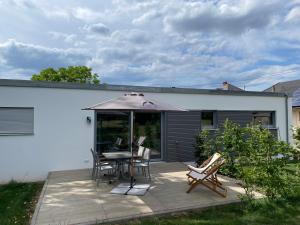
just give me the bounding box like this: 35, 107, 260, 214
186, 158, 227, 197
187, 152, 222, 176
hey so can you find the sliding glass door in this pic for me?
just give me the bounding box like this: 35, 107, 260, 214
134, 113, 161, 159
96, 112, 129, 153
96, 112, 162, 160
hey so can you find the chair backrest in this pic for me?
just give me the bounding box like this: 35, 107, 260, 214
137, 146, 145, 157
143, 148, 151, 161
136, 136, 146, 146
90, 148, 100, 162
90, 148, 96, 161
115, 137, 122, 146
200, 152, 222, 172
203, 158, 226, 179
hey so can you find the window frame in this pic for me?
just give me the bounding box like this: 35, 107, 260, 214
0, 107, 34, 136
252, 111, 275, 128
201, 111, 217, 130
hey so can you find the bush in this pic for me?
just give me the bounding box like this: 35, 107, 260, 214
194, 119, 299, 201
194, 130, 211, 166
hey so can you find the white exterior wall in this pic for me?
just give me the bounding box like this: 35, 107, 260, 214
0, 85, 292, 183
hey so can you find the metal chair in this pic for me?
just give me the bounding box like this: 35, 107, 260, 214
128, 146, 145, 173
90, 148, 114, 181
133, 147, 151, 180
136, 136, 146, 147
110, 137, 123, 151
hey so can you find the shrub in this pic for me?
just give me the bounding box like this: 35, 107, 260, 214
194, 130, 211, 166
194, 120, 298, 201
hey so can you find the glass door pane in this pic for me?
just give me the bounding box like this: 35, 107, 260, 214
96, 112, 129, 153
134, 113, 161, 159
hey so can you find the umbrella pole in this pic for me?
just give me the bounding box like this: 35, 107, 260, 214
129, 111, 134, 189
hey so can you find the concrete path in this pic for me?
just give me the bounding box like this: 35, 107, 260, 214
31, 162, 258, 225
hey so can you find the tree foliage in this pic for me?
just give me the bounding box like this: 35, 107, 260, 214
195, 119, 299, 201
31, 66, 100, 84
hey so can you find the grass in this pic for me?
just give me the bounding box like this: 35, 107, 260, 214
0, 181, 43, 225
123, 162, 300, 225
124, 198, 300, 225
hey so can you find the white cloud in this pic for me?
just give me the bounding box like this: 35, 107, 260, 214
164, 0, 281, 35
83, 23, 110, 36
285, 6, 300, 22
132, 10, 161, 25
72, 7, 102, 22
0, 39, 90, 71
48, 31, 77, 43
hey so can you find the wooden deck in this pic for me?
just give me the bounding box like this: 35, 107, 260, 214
31, 162, 261, 225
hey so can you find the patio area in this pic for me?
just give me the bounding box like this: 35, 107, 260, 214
31, 162, 261, 225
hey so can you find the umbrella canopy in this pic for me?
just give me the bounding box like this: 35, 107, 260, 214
83, 92, 186, 112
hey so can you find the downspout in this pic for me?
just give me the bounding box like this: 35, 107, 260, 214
285, 94, 289, 143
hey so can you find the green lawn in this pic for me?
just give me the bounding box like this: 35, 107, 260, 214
0, 181, 43, 225
122, 197, 300, 225
123, 162, 300, 225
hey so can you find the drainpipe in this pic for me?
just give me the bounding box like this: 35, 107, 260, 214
285, 94, 289, 143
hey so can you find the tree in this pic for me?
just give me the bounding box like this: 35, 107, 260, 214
31, 66, 100, 84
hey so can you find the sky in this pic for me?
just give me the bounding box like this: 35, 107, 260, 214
0, 0, 300, 90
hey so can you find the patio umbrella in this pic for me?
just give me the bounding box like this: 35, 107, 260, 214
83, 92, 186, 194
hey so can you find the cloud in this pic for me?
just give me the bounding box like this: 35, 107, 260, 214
132, 10, 162, 25
83, 23, 110, 36
111, 30, 151, 44
48, 31, 77, 43
285, 6, 300, 22
72, 7, 102, 22
164, 0, 281, 35
0, 0, 300, 90
0, 39, 90, 71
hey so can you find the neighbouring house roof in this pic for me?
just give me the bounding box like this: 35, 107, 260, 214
0, 78, 287, 97
218, 81, 244, 91
264, 79, 300, 107
264, 79, 300, 95
293, 88, 300, 107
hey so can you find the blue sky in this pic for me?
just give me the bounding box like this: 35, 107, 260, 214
0, 0, 300, 90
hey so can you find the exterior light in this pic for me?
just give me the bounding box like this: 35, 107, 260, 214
86, 116, 92, 124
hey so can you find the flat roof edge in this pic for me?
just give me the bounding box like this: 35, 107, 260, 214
0, 79, 287, 97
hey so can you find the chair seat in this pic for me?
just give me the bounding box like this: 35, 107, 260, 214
99, 161, 111, 165
188, 171, 206, 180
100, 165, 114, 170
133, 159, 142, 163
134, 163, 148, 167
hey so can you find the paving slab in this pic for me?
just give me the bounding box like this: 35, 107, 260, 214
31, 162, 262, 225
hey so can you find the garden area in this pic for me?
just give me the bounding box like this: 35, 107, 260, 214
125, 120, 300, 225
0, 120, 299, 225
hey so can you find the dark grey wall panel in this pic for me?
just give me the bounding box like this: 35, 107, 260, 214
165, 111, 201, 162
165, 110, 278, 162
217, 111, 253, 127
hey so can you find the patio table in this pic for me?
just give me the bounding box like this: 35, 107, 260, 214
102, 151, 133, 179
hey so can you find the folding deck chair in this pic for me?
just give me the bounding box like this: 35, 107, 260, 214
186, 158, 227, 197
187, 152, 222, 176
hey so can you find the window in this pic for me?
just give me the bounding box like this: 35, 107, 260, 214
0, 107, 34, 135
201, 111, 216, 129
252, 111, 275, 128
